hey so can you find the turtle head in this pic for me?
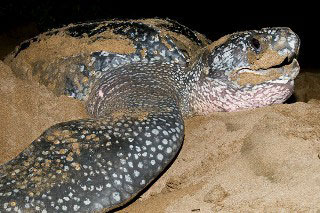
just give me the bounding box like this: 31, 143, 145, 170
190, 27, 300, 114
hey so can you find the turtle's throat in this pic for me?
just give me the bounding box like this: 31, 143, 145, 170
189, 78, 293, 115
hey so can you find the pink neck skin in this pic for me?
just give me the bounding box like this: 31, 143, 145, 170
190, 78, 293, 115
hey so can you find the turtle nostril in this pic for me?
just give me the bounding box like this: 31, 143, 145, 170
250, 38, 261, 50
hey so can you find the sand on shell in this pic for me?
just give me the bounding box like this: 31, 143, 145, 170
1, 59, 320, 212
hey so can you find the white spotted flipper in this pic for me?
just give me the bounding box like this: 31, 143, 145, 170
0, 107, 184, 212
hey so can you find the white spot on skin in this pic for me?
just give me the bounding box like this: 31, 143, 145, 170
120, 159, 126, 165
135, 146, 141, 152
96, 185, 103, 191
140, 179, 146, 185
166, 147, 172, 154
114, 180, 121, 185
288, 39, 296, 49
134, 170, 140, 177
162, 139, 168, 145
152, 129, 159, 135
84, 198, 91, 205
125, 174, 132, 183
98, 89, 104, 97
157, 153, 164, 161
128, 162, 133, 168
74, 205, 80, 211
112, 192, 121, 202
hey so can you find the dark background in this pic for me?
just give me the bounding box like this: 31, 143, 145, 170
0, 1, 318, 69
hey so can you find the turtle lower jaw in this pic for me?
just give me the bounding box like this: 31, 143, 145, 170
263, 60, 299, 101
231, 58, 300, 87
269, 58, 299, 79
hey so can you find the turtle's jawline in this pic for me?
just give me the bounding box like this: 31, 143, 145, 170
269, 56, 293, 69
235, 57, 299, 80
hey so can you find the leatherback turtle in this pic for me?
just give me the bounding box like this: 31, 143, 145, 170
0, 18, 300, 212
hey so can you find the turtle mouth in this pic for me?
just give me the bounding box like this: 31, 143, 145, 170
230, 57, 300, 87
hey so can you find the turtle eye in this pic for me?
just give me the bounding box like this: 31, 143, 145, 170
250, 38, 261, 51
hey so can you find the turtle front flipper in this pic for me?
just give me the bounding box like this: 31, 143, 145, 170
0, 108, 184, 212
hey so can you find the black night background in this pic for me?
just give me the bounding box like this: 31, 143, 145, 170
0, 1, 318, 70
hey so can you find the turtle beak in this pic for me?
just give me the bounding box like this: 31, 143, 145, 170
263, 27, 300, 61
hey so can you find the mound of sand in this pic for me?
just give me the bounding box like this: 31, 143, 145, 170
1, 60, 320, 212
294, 71, 320, 102
0, 61, 88, 164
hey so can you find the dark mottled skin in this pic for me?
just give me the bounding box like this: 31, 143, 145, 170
0, 19, 300, 212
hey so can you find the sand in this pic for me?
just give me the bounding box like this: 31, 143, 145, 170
1, 59, 320, 212
0, 61, 88, 164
